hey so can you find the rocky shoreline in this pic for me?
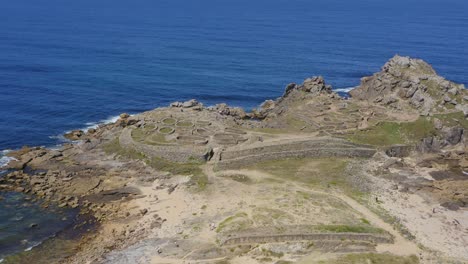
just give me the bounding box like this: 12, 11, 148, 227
1, 55, 467, 263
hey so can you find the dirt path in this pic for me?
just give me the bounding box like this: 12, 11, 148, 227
215, 168, 421, 257
330, 191, 420, 256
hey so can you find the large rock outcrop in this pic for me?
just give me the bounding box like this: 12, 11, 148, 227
256, 76, 335, 119
350, 55, 467, 115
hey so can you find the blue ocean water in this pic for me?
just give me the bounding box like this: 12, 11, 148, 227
0, 191, 78, 260
0, 0, 467, 150
0, 0, 467, 258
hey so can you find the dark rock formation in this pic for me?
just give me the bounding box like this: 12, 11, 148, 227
350, 55, 467, 114
64, 130, 84, 140
212, 103, 247, 119
256, 76, 334, 119
171, 99, 203, 110
385, 145, 413, 157
417, 126, 465, 153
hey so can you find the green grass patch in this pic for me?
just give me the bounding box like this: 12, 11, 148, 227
102, 138, 146, 160
214, 260, 231, 264
216, 212, 252, 233
275, 261, 294, 264
247, 158, 349, 189
316, 253, 419, 264
176, 121, 193, 127
159, 127, 174, 134
147, 156, 207, 190
348, 112, 467, 147
146, 156, 203, 175
421, 79, 442, 97
147, 133, 172, 144
131, 126, 173, 145
285, 114, 308, 129
433, 111, 468, 128
400, 62, 435, 75
131, 127, 149, 142
347, 117, 436, 146
162, 118, 176, 125
103, 138, 207, 190
360, 218, 370, 225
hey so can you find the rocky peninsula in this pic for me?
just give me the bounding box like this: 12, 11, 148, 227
1, 55, 467, 264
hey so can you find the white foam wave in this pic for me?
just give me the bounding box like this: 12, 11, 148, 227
0, 150, 16, 168
50, 114, 127, 143
24, 242, 41, 252
81, 115, 122, 132
54, 114, 123, 139
334, 87, 355, 93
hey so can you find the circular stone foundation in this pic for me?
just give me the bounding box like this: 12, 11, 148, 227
158, 127, 175, 134
194, 128, 210, 136
176, 120, 194, 127
161, 117, 177, 126
196, 120, 212, 127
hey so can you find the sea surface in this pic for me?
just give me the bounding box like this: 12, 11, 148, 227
1, 0, 468, 150
0, 0, 467, 258
0, 191, 78, 260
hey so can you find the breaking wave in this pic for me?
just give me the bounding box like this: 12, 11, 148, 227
0, 150, 16, 169
334, 87, 355, 93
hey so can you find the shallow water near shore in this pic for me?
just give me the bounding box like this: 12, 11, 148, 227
0, 191, 79, 260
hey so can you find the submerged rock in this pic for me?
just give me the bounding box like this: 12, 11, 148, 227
64, 130, 84, 140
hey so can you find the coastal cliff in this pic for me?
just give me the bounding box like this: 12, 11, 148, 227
1, 56, 467, 264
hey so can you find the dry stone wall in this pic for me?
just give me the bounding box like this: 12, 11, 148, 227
216, 138, 376, 170
119, 128, 211, 162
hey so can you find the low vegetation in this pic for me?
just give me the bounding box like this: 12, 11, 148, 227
434, 111, 468, 128
147, 157, 207, 191
348, 111, 467, 147
348, 118, 435, 146
103, 138, 207, 190
216, 212, 253, 233
131, 126, 172, 145
102, 138, 146, 160
248, 157, 349, 190
162, 118, 176, 125
220, 174, 253, 184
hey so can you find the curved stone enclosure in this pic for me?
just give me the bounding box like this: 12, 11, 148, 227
120, 128, 211, 162
120, 121, 376, 166
215, 137, 376, 170
221, 232, 393, 246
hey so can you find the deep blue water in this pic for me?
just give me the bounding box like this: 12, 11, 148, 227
0, 0, 467, 258
0, 0, 467, 150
